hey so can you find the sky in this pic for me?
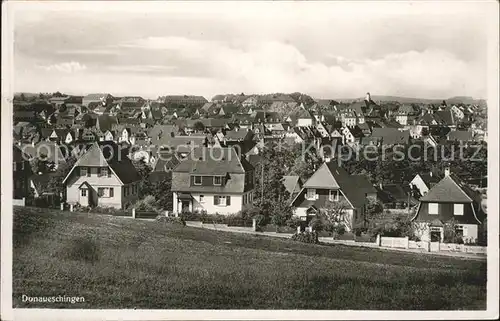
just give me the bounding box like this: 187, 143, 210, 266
11, 1, 494, 100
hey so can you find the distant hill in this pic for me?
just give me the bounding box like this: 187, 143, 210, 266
321, 95, 487, 106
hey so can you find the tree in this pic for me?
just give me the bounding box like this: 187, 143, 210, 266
270, 200, 294, 229
363, 198, 384, 227
46, 156, 77, 196
30, 155, 55, 174
320, 200, 353, 231
133, 158, 153, 199
193, 121, 206, 132
290, 143, 323, 181
152, 173, 173, 211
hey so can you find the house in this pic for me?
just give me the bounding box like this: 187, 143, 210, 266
82, 93, 114, 107
409, 172, 442, 197
448, 105, 465, 121
290, 161, 377, 230
296, 106, 315, 127
242, 96, 258, 107
171, 147, 255, 215
376, 183, 416, 208
163, 95, 208, 105
13, 145, 32, 201
340, 109, 357, 127
411, 168, 485, 243
62, 142, 142, 209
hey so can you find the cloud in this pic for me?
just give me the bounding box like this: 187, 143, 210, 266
113, 36, 484, 98
38, 61, 87, 73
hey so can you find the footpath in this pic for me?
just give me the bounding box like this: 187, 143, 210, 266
184, 221, 487, 261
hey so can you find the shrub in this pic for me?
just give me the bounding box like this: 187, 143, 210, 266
291, 231, 319, 244
309, 217, 324, 232
253, 214, 266, 227
156, 215, 186, 226
61, 234, 100, 263
352, 227, 368, 237
285, 216, 303, 229
132, 195, 160, 213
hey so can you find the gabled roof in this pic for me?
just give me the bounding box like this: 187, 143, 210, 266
420, 174, 475, 203
63, 142, 141, 185
303, 162, 341, 189
173, 146, 252, 175
224, 130, 252, 141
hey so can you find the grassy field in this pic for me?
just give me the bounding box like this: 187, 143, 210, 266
13, 206, 486, 309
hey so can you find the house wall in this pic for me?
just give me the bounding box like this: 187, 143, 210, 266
180, 192, 244, 215
65, 166, 138, 209
415, 201, 480, 225
413, 222, 479, 242
297, 118, 314, 127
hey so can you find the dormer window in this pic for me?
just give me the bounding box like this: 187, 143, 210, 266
194, 176, 202, 185
214, 176, 222, 186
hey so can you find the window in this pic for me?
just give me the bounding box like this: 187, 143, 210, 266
80, 167, 87, 176
306, 189, 317, 200
329, 190, 340, 201
454, 204, 464, 216
199, 195, 204, 203
214, 176, 222, 186
109, 188, 114, 197
428, 203, 439, 215
194, 176, 202, 185
81, 189, 87, 197
98, 188, 104, 197
455, 225, 464, 237
214, 195, 229, 206
100, 167, 108, 177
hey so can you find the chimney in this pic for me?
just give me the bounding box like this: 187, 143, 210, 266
444, 166, 451, 177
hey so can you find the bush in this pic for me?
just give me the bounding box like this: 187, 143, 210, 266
309, 217, 324, 232
156, 215, 186, 226
61, 234, 100, 263
352, 227, 368, 236
88, 206, 131, 217
132, 195, 160, 213
285, 216, 303, 229
291, 231, 319, 244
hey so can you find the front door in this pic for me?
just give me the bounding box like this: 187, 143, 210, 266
79, 188, 89, 207
181, 200, 190, 213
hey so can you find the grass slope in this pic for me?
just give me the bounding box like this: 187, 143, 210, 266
13, 207, 486, 309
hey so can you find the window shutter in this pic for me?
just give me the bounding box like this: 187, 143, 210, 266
214, 196, 219, 205
87, 167, 91, 177
109, 188, 114, 197
108, 168, 111, 177
226, 196, 231, 206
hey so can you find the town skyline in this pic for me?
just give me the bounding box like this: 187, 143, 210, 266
13, 1, 490, 100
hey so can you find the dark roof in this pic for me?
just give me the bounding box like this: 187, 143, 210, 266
224, 130, 252, 141
63, 142, 141, 185
420, 174, 476, 203
173, 147, 252, 175
434, 110, 455, 126
377, 184, 410, 203
153, 152, 181, 172
371, 128, 410, 145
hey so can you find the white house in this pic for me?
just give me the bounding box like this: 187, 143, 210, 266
171, 147, 255, 215
62, 142, 142, 209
